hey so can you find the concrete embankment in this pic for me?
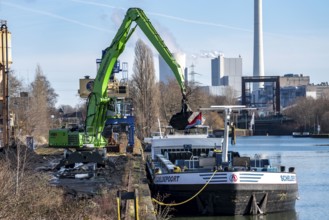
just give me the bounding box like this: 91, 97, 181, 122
236, 129, 253, 136
123, 154, 157, 220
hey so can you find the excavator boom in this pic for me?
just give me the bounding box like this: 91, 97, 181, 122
49, 8, 190, 150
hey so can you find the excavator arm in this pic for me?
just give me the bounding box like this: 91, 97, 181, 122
84, 8, 189, 147
48, 7, 193, 169
94, 8, 186, 97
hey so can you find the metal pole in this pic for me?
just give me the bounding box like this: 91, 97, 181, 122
0, 63, 3, 147
222, 108, 231, 163
4, 23, 9, 146
1, 21, 9, 147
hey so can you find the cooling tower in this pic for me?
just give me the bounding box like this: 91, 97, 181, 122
253, 0, 264, 91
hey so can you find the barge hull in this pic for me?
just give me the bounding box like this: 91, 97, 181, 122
150, 183, 298, 216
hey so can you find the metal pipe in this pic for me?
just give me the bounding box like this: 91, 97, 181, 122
253, 0, 265, 91
1, 22, 9, 146
222, 108, 231, 163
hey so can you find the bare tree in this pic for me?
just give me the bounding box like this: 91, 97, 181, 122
8, 71, 28, 137
130, 39, 159, 139
209, 94, 227, 106
204, 111, 224, 130
284, 97, 314, 132
283, 96, 329, 133
28, 65, 58, 142
186, 83, 211, 110
223, 86, 237, 105
8, 70, 24, 98
158, 80, 182, 123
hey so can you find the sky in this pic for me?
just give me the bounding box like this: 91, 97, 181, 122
1, 0, 329, 107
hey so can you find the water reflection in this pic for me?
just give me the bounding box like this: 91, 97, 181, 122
174, 210, 298, 220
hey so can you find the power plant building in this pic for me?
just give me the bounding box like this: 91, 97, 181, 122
211, 54, 242, 97
280, 73, 310, 87
159, 52, 186, 84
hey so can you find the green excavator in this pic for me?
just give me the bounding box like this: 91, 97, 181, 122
49, 8, 193, 167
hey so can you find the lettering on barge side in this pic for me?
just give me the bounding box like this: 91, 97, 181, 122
280, 175, 296, 182
155, 175, 180, 183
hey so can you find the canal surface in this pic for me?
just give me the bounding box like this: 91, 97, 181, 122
173, 136, 329, 220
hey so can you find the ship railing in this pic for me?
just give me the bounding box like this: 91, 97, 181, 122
189, 155, 199, 169
250, 166, 279, 172
251, 154, 270, 167
155, 154, 175, 173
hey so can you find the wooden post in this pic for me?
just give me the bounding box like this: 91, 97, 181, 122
117, 189, 139, 220
134, 188, 139, 220
117, 191, 121, 220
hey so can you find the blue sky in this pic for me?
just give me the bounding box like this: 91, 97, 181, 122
1, 0, 329, 107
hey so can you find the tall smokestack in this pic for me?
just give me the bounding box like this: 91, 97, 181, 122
253, 0, 264, 91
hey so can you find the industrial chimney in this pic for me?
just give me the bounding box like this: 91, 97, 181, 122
253, 0, 264, 91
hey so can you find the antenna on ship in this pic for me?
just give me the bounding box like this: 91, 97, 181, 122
200, 105, 254, 163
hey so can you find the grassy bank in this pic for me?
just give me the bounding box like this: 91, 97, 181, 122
0, 146, 117, 220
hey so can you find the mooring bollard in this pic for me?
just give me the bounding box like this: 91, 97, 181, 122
117, 189, 139, 220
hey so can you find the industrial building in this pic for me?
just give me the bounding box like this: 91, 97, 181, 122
211, 54, 242, 97
279, 74, 309, 107
280, 74, 310, 87
159, 52, 187, 84
306, 83, 329, 99
253, 74, 329, 109
280, 86, 306, 108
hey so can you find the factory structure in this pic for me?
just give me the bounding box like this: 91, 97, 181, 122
158, 0, 329, 114
159, 52, 329, 112
209, 54, 242, 98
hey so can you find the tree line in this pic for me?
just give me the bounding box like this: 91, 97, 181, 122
8, 64, 58, 145
283, 96, 329, 133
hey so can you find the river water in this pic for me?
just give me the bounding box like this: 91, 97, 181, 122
173, 136, 329, 220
